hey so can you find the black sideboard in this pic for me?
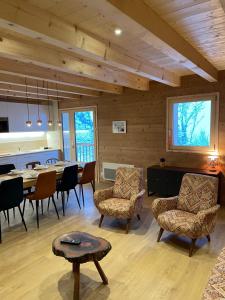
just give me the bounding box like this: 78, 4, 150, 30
147, 165, 221, 198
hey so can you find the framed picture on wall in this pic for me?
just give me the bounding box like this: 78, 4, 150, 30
112, 120, 127, 134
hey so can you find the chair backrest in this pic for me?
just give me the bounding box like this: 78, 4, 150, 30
0, 164, 15, 175
33, 171, 56, 200
177, 173, 218, 214
0, 177, 23, 210
26, 161, 41, 169
61, 165, 78, 190
46, 158, 59, 164
113, 167, 143, 199
79, 161, 96, 184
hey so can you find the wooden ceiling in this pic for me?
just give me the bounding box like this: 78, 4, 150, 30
0, 0, 224, 103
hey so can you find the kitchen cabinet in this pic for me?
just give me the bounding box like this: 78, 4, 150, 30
0, 149, 61, 169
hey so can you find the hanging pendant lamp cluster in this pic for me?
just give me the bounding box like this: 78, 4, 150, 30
24, 79, 61, 128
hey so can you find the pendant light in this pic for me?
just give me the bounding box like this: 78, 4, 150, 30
25, 78, 32, 127
56, 83, 62, 127
47, 81, 53, 126
36, 80, 42, 126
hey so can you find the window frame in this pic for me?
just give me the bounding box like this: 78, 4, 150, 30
166, 93, 219, 154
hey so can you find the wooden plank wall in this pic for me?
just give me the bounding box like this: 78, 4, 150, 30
59, 73, 225, 203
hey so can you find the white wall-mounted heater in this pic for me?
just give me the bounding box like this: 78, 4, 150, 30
102, 162, 134, 181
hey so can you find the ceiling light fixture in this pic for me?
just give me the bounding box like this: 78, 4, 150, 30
36, 80, 42, 126
47, 81, 53, 127
114, 28, 122, 36
25, 78, 32, 127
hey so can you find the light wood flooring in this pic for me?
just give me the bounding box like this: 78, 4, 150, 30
1, 183, 225, 300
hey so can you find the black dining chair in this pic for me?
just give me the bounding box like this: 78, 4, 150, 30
54, 165, 80, 215
0, 177, 27, 243
46, 158, 59, 164
0, 164, 15, 175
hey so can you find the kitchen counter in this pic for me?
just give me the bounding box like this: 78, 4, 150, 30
0, 148, 60, 158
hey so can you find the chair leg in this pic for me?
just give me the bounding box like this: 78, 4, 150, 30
189, 239, 196, 257
66, 190, 70, 203
22, 199, 26, 216
52, 195, 60, 220
35, 201, 39, 229
13, 207, 16, 218
206, 235, 211, 242
6, 210, 10, 227
137, 214, 141, 221
18, 206, 27, 232
99, 215, 104, 228
61, 192, 65, 216
29, 200, 34, 210
157, 228, 164, 242
74, 188, 81, 209
81, 185, 85, 207
3, 210, 7, 220
41, 201, 44, 215
126, 219, 131, 234
91, 181, 95, 193
47, 197, 50, 211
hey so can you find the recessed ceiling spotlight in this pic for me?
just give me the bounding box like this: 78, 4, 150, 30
114, 28, 122, 36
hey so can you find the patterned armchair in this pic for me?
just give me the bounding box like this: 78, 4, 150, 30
152, 173, 219, 256
94, 167, 145, 233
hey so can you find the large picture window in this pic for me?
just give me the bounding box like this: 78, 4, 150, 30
167, 93, 219, 153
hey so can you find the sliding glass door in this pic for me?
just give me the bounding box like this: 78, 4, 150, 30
61, 108, 97, 163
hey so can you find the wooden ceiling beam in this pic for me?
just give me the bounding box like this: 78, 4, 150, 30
0, 89, 60, 101
0, 0, 180, 87
107, 0, 218, 82
0, 73, 100, 97
0, 82, 81, 101
0, 35, 149, 91
0, 57, 123, 94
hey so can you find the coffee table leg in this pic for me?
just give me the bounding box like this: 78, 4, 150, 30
94, 259, 108, 285
73, 262, 80, 300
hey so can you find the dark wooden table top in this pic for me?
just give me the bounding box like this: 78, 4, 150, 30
52, 231, 111, 264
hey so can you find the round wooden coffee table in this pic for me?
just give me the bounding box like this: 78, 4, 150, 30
52, 231, 112, 300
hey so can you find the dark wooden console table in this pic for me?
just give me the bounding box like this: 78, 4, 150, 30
147, 165, 221, 201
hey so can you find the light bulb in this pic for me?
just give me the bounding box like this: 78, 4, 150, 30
57, 121, 62, 127
114, 28, 122, 36
48, 120, 53, 126
37, 119, 42, 126
26, 120, 32, 127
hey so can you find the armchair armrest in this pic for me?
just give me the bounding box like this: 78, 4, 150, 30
130, 189, 145, 206
196, 205, 220, 225
94, 187, 113, 206
152, 196, 178, 219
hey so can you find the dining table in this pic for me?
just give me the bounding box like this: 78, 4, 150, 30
0, 162, 83, 189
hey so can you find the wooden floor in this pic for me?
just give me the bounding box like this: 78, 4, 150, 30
1, 183, 225, 300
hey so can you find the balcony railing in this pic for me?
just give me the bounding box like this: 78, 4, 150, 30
76, 143, 95, 163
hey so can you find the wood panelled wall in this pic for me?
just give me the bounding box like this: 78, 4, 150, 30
59, 73, 225, 203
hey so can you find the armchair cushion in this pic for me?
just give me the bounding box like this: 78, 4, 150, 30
98, 198, 132, 219
157, 209, 199, 238
177, 173, 218, 214
113, 167, 143, 199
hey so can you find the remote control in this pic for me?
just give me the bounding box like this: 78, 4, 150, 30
60, 239, 81, 245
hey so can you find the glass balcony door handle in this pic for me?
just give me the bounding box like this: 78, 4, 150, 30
71, 141, 75, 149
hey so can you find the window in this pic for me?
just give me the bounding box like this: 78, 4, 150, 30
167, 93, 219, 153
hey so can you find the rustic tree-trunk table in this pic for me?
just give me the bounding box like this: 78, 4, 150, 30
52, 231, 111, 300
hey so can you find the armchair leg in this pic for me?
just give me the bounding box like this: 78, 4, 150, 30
99, 215, 104, 228
126, 219, 131, 234
206, 235, 211, 242
157, 228, 164, 242
137, 214, 141, 221
189, 239, 196, 257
